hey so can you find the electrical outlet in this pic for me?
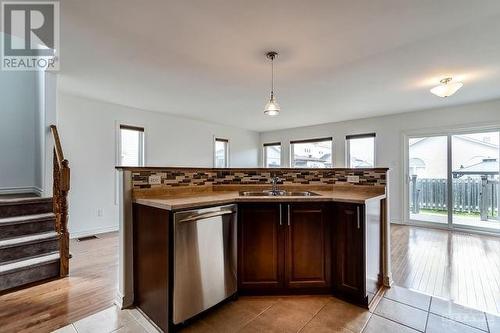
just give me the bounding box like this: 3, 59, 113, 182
148, 175, 162, 185
97, 208, 103, 217
347, 175, 360, 183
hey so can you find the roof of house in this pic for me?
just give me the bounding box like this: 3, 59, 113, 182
452, 158, 499, 175
410, 135, 499, 149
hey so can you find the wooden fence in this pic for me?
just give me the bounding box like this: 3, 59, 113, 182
410, 176, 498, 220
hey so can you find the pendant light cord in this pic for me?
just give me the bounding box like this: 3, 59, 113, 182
271, 56, 275, 97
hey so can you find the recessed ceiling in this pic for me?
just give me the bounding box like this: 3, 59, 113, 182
59, 0, 500, 132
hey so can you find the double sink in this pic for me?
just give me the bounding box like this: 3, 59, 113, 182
239, 190, 319, 197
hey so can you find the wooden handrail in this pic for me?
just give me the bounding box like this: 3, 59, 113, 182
50, 125, 65, 164
50, 124, 70, 277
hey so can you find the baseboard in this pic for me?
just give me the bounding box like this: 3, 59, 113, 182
115, 290, 134, 309
70, 225, 118, 239
0, 186, 43, 196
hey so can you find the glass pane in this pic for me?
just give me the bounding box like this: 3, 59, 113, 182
265, 145, 281, 167
215, 140, 227, 168
452, 131, 499, 230
408, 136, 448, 224
292, 140, 332, 168
120, 128, 141, 166
349, 137, 375, 168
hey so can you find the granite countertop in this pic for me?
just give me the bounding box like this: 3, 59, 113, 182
133, 189, 386, 211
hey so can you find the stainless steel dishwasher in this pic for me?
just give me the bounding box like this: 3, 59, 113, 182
173, 204, 237, 324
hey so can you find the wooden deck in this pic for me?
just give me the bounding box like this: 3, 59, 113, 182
0, 232, 118, 333
391, 224, 500, 314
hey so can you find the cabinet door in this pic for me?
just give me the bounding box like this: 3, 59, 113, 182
285, 203, 331, 290
333, 203, 365, 302
238, 203, 284, 292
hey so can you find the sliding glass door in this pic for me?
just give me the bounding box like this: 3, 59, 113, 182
407, 130, 500, 232
451, 132, 499, 230
408, 136, 448, 224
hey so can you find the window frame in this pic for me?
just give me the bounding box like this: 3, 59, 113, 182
345, 133, 376, 168
263, 142, 282, 168
214, 137, 229, 168
118, 124, 145, 167
290, 137, 334, 168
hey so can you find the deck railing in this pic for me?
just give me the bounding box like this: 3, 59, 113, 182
410, 176, 498, 221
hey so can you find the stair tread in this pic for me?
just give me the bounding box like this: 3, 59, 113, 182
0, 231, 58, 248
0, 212, 55, 225
0, 252, 59, 274
0, 197, 52, 205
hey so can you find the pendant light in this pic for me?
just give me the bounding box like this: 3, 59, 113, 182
264, 51, 280, 116
430, 77, 463, 98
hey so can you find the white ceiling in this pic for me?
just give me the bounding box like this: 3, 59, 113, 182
59, 0, 500, 132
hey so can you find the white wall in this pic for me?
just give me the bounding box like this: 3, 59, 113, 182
0, 71, 38, 194
58, 93, 259, 237
260, 99, 500, 224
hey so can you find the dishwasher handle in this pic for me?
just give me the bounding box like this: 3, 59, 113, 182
177, 210, 235, 223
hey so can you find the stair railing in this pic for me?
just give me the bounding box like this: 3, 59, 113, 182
50, 125, 70, 277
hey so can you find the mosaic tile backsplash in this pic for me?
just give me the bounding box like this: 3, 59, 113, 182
130, 168, 388, 189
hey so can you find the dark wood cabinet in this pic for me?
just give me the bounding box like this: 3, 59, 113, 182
238, 202, 331, 294
333, 202, 366, 304
238, 203, 284, 292
286, 203, 331, 290
133, 204, 170, 332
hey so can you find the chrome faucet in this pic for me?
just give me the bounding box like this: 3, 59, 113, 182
270, 176, 282, 195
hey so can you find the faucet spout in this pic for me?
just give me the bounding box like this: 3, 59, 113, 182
270, 176, 282, 195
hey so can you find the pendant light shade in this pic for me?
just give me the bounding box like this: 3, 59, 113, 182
264, 51, 280, 116
430, 77, 463, 98
264, 92, 280, 116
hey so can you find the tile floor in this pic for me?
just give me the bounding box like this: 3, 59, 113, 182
53, 285, 500, 333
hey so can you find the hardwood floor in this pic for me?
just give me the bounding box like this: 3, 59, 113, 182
2, 224, 499, 331
391, 224, 500, 315
0, 232, 118, 333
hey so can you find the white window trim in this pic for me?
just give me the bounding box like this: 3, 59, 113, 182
345, 133, 376, 168
116, 123, 146, 167
263, 142, 282, 168
289, 137, 334, 168
114, 121, 146, 205
213, 136, 230, 168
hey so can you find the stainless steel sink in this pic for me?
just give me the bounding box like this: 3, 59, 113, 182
239, 190, 319, 197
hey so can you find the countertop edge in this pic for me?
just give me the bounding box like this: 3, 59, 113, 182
133, 193, 386, 211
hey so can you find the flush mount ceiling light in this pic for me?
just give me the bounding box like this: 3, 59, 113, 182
264, 51, 280, 116
430, 77, 463, 98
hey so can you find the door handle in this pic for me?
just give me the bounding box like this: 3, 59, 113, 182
178, 210, 235, 223
287, 204, 291, 226
357, 206, 360, 229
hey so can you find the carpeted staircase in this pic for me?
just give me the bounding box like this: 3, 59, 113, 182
0, 197, 60, 291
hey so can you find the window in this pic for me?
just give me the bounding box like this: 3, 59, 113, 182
263, 142, 281, 167
290, 137, 333, 168
346, 133, 375, 168
214, 138, 229, 168
119, 125, 144, 166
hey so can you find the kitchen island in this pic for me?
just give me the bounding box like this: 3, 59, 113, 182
116, 167, 391, 332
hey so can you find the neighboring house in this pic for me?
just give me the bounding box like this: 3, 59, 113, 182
293, 143, 332, 168
453, 158, 499, 180
409, 135, 499, 178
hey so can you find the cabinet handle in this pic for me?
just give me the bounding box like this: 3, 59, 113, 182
357, 206, 360, 229
279, 204, 282, 226
287, 204, 291, 226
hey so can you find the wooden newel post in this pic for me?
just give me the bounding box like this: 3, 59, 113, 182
51, 124, 71, 278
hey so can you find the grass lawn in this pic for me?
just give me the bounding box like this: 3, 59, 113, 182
420, 208, 483, 218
